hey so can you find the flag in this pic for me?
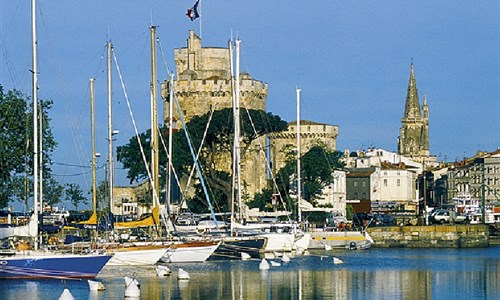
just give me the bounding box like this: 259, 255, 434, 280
186, 0, 200, 21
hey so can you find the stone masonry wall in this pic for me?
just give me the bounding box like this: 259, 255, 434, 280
366, 225, 489, 248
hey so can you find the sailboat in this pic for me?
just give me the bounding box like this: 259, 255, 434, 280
97, 26, 218, 265
0, 0, 112, 279
83, 31, 167, 266
207, 38, 304, 256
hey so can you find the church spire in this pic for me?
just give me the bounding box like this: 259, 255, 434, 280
422, 94, 429, 120
398, 62, 431, 159
403, 62, 421, 121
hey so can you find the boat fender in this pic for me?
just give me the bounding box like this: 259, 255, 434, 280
349, 241, 357, 250
48, 236, 58, 245
16, 242, 30, 251
0, 261, 7, 265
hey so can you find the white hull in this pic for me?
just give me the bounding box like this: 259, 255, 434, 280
308, 231, 373, 249
261, 233, 296, 252
0, 215, 37, 240
106, 247, 166, 266
162, 242, 220, 263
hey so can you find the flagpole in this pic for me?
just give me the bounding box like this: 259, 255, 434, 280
199, 0, 202, 39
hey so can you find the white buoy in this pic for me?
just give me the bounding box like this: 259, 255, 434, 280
177, 268, 190, 280
156, 265, 172, 277
58, 288, 75, 300
281, 254, 290, 263
259, 258, 270, 270
124, 276, 140, 287
241, 252, 251, 260
270, 261, 281, 267
324, 243, 332, 251
333, 257, 344, 264
124, 276, 140, 298
88, 280, 105, 291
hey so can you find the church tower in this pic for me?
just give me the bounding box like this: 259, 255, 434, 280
398, 63, 430, 159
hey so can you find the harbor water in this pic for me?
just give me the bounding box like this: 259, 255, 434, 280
1, 247, 498, 299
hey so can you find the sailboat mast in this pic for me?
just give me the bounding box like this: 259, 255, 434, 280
107, 40, 115, 213
150, 25, 159, 207
31, 0, 39, 250
228, 39, 236, 232
90, 78, 97, 214
167, 72, 174, 212
39, 101, 43, 213
235, 39, 243, 221
296, 87, 302, 223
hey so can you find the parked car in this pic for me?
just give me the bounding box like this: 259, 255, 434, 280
429, 209, 467, 224
382, 214, 397, 226
369, 213, 397, 227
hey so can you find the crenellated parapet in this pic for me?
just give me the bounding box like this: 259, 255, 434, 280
270, 121, 339, 173
166, 31, 268, 124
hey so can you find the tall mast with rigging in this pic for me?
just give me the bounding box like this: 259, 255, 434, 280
166, 72, 174, 218
150, 25, 159, 208
31, 0, 40, 250
107, 40, 115, 214
235, 39, 243, 222
90, 78, 97, 217
296, 87, 302, 223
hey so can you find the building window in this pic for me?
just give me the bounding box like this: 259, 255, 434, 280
362, 182, 366, 187
397, 179, 400, 186
354, 182, 358, 187
384, 179, 388, 186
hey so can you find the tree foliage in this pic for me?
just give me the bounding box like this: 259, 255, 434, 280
0, 86, 57, 208
117, 108, 288, 212
65, 183, 88, 211
43, 177, 64, 207
250, 145, 345, 217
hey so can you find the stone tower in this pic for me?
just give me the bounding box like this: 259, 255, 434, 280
166, 30, 267, 123
166, 31, 269, 198
269, 120, 339, 174
398, 63, 430, 160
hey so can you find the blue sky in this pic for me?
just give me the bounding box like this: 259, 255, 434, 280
1, 1, 499, 203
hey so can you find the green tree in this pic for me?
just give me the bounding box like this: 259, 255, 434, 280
301, 146, 345, 204
0, 85, 58, 208
250, 145, 345, 218
65, 183, 88, 211
117, 108, 288, 213
43, 177, 64, 207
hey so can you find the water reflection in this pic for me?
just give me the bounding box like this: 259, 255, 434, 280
0, 248, 498, 299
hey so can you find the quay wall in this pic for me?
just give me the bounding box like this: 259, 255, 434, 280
366, 225, 489, 248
